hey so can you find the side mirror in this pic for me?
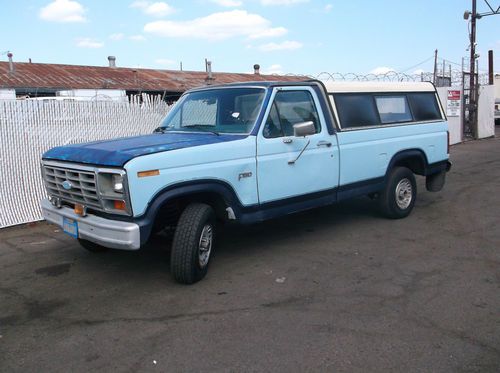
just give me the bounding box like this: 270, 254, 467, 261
293, 121, 315, 137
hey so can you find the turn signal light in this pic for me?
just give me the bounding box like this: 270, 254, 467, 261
74, 203, 86, 216
138, 169, 160, 178
114, 200, 126, 210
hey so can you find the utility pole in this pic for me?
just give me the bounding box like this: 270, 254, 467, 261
442, 58, 446, 85
433, 49, 438, 85
463, 0, 499, 137
488, 50, 494, 85
469, 0, 478, 138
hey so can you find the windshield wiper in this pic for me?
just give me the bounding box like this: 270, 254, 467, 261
185, 125, 220, 136
154, 125, 220, 136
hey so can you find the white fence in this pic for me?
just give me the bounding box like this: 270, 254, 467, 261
0, 96, 172, 228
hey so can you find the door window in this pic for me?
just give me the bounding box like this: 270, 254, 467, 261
263, 90, 320, 138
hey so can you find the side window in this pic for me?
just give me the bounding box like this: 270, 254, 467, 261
263, 102, 282, 138
333, 94, 380, 128
375, 95, 413, 124
408, 93, 442, 121
263, 90, 321, 138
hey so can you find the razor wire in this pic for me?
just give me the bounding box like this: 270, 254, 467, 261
283, 70, 490, 86
0, 95, 172, 228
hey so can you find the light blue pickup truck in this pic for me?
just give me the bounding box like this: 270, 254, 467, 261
41, 80, 451, 284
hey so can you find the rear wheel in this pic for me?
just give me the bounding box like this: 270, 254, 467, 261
379, 167, 416, 219
170, 203, 216, 284
78, 238, 110, 253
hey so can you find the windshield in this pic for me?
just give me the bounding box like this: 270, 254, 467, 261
158, 88, 266, 134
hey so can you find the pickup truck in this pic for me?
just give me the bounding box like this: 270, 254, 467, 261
41, 80, 451, 284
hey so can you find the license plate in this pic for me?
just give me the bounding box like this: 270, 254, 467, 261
63, 217, 78, 238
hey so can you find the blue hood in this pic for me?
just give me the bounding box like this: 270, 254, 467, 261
43, 132, 247, 167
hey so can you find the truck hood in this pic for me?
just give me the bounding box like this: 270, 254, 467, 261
42, 132, 247, 167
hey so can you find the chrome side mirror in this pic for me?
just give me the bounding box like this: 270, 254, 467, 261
293, 121, 315, 137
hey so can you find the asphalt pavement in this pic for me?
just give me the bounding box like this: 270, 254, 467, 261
1, 130, 499, 372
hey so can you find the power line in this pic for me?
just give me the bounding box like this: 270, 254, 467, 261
399, 55, 435, 73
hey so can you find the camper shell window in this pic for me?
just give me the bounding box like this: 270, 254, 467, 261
375, 95, 412, 124
333, 94, 379, 129
332, 91, 443, 129
407, 92, 442, 121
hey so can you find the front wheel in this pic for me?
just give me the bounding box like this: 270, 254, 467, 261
379, 167, 416, 219
170, 203, 216, 284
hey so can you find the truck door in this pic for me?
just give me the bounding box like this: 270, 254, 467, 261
256, 86, 339, 204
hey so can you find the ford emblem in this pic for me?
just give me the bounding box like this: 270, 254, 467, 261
62, 180, 73, 190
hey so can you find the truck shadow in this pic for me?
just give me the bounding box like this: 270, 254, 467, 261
154, 196, 380, 257
70, 197, 381, 279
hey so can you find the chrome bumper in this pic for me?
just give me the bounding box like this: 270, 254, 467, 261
41, 199, 140, 250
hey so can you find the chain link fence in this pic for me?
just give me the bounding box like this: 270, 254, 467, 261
0, 96, 172, 228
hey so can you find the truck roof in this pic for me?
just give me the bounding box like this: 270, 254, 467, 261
188, 80, 437, 93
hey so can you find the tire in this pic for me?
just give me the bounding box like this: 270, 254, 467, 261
170, 203, 216, 284
78, 238, 110, 253
379, 167, 416, 219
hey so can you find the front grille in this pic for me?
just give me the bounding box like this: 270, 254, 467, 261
43, 164, 102, 210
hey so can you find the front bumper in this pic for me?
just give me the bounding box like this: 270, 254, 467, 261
41, 199, 141, 250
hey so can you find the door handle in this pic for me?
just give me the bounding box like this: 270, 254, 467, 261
317, 140, 332, 147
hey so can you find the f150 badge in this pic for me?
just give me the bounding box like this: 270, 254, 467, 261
238, 172, 252, 180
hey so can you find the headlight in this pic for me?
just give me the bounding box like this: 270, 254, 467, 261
98, 172, 125, 195
96, 171, 131, 215
112, 174, 124, 193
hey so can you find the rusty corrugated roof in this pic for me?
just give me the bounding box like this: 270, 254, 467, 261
0, 61, 306, 92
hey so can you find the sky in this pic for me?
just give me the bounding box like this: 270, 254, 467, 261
0, 0, 499, 76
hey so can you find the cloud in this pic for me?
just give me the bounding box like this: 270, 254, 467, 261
324, 4, 333, 12
370, 66, 396, 75
109, 33, 125, 40
211, 0, 243, 6
258, 40, 303, 52
248, 27, 287, 39
413, 68, 425, 75
260, 0, 308, 5
262, 64, 284, 74
39, 0, 86, 23
130, 34, 147, 41
76, 38, 104, 48
130, 1, 174, 17
144, 10, 287, 41
155, 58, 176, 67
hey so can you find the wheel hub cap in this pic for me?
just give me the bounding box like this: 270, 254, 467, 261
198, 224, 213, 267
395, 178, 413, 209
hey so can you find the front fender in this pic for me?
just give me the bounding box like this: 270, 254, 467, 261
133, 180, 245, 245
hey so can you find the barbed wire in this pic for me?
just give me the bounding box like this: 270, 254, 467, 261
283, 70, 491, 86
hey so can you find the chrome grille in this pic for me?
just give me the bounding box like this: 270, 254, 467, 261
43, 164, 102, 209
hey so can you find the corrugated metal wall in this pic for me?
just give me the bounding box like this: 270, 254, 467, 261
0, 97, 172, 228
